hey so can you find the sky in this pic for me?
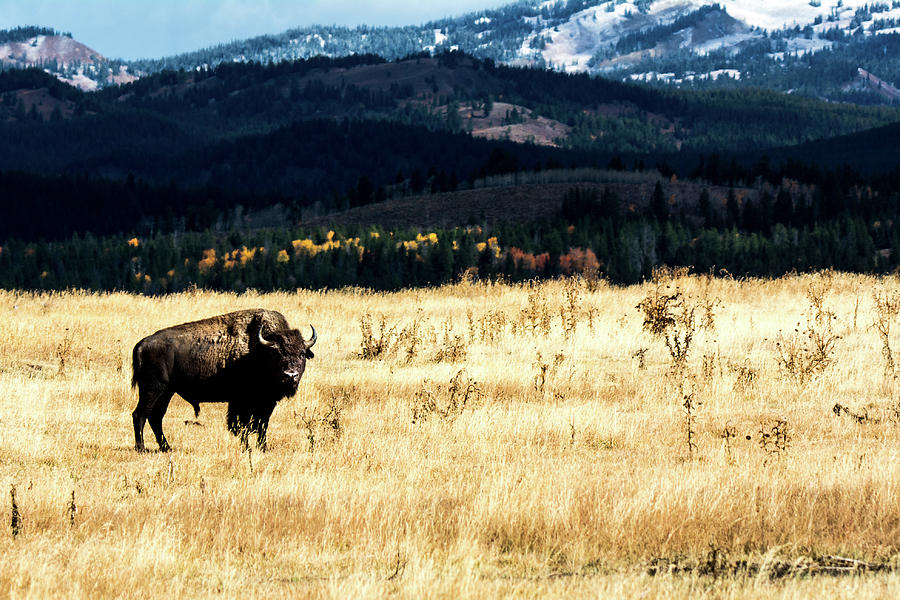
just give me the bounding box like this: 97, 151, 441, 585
1, 0, 511, 60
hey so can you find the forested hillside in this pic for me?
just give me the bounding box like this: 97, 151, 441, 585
2, 51, 900, 291
1, 54, 898, 196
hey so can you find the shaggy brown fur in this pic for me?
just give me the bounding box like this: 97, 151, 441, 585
131, 309, 315, 452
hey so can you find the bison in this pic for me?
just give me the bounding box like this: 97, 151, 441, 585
131, 309, 316, 452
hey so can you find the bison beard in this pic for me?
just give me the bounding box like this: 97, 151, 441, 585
131, 309, 316, 452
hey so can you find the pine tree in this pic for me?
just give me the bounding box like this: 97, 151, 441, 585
651, 181, 668, 222
773, 188, 794, 227
698, 188, 715, 228
725, 188, 740, 229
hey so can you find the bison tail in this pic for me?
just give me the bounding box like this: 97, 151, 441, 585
131, 342, 142, 388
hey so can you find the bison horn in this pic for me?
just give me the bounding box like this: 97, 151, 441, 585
257, 325, 274, 347
306, 325, 317, 350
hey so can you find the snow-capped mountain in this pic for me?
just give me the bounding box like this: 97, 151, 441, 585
0, 27, 136, 90
120, 0, 899, 102
8, 1, 900, 100
527, 0, 900, 74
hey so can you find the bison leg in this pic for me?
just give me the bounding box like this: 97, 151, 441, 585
227, 402, 252, 450
253, 404, 277, 452
148, 391, 174, 452
133, 381, 170, 452
132, 410, 147, 452
255, 418, 269, 452
186, 399, 200, 419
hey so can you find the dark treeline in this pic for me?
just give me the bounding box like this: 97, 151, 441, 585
98, 53, 389, 102
4, 135, 900, 245
0, 68, 84, 102
0, 210, 889, 293
0, 134, 588, 242
4, 171, 900, 292
0, 26, 70, 44
0, 170, 287, 241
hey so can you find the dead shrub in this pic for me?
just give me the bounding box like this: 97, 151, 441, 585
397, 308, 426, 363
721, 425, 737, 465
10, 484, 20, 537
469, 309, 507, 344
519, 282, 552, 336
68, 489, 77, 528
696, 273, 721, 332
531, 351, 566, 397
294, 390, 347, 452
533, 352, 550, 394
411, 369, 482, 424
758, 418, 791, 460
631, 347, 648, 370
774, 276, 840, 383
56, 328, 73, 378
873, 286, 900, 375
637, 269, 717, 459
730, 362, 758, 394
433, 321, 467, 363
700, 352, 718, 382
560, 277, 582, 338
682, 386, 700, 459
358, 313, 397, 360
637, 268, 714, 374
832, 403, 873, 424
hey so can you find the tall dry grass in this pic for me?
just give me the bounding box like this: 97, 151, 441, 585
1, 273, 900, 597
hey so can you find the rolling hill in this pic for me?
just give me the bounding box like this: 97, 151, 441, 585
1, 50, 899, 245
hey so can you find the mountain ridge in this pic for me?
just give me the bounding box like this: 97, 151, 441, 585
6, 1, 900, 100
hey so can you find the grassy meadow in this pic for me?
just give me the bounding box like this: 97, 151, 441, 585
2, 272, 900, 597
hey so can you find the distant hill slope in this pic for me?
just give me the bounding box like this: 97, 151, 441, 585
0, 54, 897, 194
303, 170, 756, 229
1, 54, 897, 178
0, 53, 899, 243
768, 121, 900, 175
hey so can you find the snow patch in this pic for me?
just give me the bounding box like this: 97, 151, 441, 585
783, 37, 832, 57
58, 71, 99, 91
720, 0, 878, 31
690, 32, 758, 56
630, 68, 741, 84
707, 68, 741, 80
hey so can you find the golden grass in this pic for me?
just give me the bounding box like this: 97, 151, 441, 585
2, 273, 900, 598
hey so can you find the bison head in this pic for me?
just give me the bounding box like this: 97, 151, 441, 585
253, 322, 317, 396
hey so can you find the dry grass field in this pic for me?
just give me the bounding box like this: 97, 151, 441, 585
2, 272, 900, 598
